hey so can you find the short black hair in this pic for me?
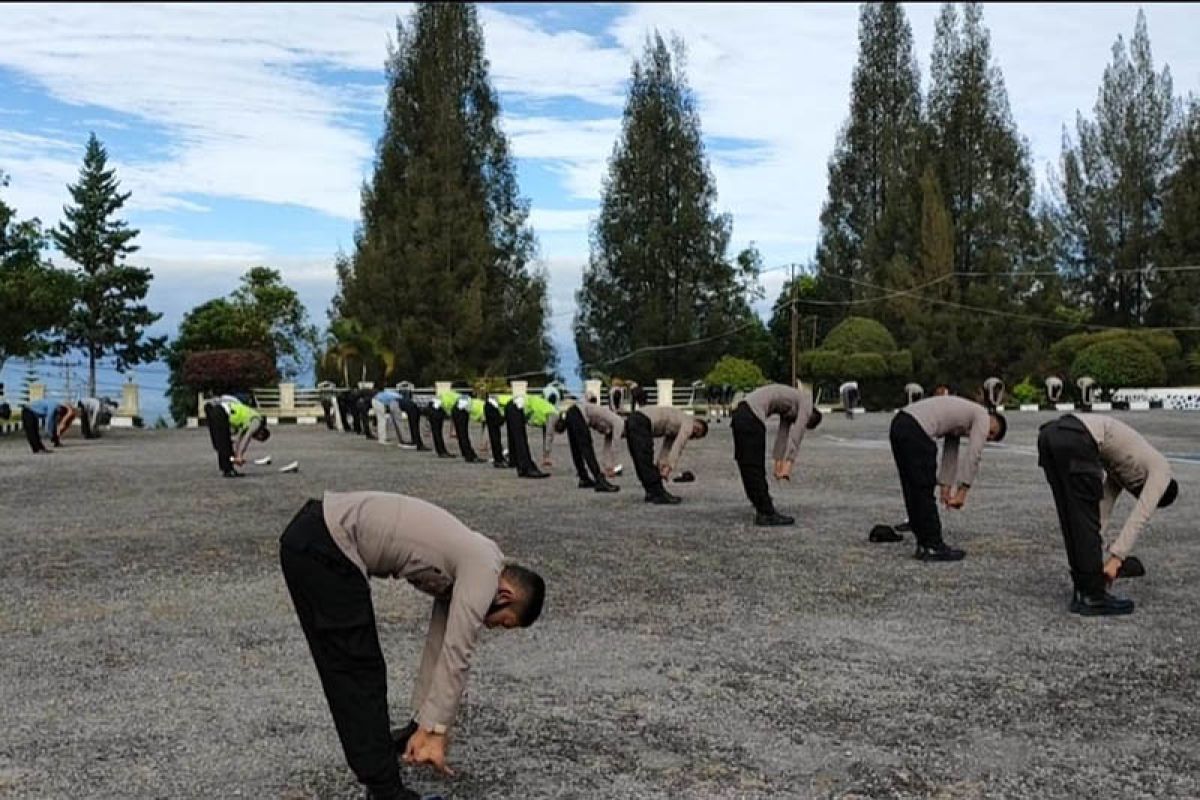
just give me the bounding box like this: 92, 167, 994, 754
253, 424, 271, 442
693, 418, 709, 438
553, 416, 568, 435
0, 402, 10, 421
806, 407, 823, 430
1159, 479, 1179, 509
990, 412, 1007, 442
503, 564, 545, 627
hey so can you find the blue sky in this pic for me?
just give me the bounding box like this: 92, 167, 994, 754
3, 2, 1200, 411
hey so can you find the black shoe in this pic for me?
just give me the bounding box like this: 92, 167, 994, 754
673, 470, 696, 483
1071, 589, 1135, 616
222, 469, 244, 479
437, 452, 456, 459
645, 491, 682, 505
363, 788, 422, 800
493, 460, 507, 469
594, 479, 620, 493
415, 445, 431, 452
463, 455, 483, 463
755, 511, 795, 526
914, 543, 965, 562
895, 520, 912, 532
520, 468, 550, 479
578, 477, 597, 489
1117, 556, 1146, 579
869, 524, 903, 543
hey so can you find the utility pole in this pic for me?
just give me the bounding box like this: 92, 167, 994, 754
789, 262, 798, 387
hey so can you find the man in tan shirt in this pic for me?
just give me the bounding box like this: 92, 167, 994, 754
553, 397, 622, 492
1037, 414, 1178, 616
888, 395, 1007, 561
731, 384, 822, 526
625, 405, 708, 504
279, 492, 546, 800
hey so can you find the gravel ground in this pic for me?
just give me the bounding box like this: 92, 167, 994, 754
1, 410, 1198, 800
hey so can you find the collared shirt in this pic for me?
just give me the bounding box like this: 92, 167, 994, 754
902, 396, 990, 487
743, 384, 815, 463
322, 491, 505, 732
577, 402, 624, 467
635, 406, 694, 471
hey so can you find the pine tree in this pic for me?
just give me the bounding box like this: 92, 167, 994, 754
574, 33, 761, 381
1057, 9, 1179, 326
1149, 97, 1200, 349
336, 3, 552, 384
925, 2, 1044, 382
814, 2, 923, 310
51, 134, 163, 396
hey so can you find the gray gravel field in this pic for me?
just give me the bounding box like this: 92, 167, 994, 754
1, 410, 1198, 800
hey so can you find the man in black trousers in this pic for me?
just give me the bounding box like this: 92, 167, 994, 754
626, 405, 708, 504
279, 491, 545, 800
1038, 413, 1178, 616
888, 395, 1006, 562
554, 399, 621, 492
731, 384, 822, 527
503, 396, 549, 478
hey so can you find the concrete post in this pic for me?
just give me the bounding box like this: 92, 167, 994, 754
120, 381, 140, 417
280, 383, 296, 412
656, 379, 674, 406
511, 380, 528, 397
584, 379, 602, 403
434, 381, 452, 396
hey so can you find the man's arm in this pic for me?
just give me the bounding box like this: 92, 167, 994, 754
543, 412, 559, 460
666, 422, 690, 471
1099, 473, 1121, 534
410, 597, 449, 719
1109, 469, 1171, 559
957, 413, 989, 487
233, 417, 263, 461
415, 568, 496, 731
939, 435, 960, 487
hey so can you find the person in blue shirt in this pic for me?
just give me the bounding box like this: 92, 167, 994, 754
373, 388, 428, 450
22, 399, 70, 453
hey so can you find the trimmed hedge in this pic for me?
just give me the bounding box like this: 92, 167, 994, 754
1071, 339, 1166, 389
1051, 330, 1181, 375
843, 352, 888, 380
704, 355, 768, 392
821, 316, 897, 354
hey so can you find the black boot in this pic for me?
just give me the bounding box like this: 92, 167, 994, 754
914, 542, 965, 562
1070, 589, 1135, 616
437, 451, 457, 459
578, 477, 597, 489
755, 510, 794, 526
519, 467, 549, 479
222, 468, 244, 479
645, 490, 681, 505
594, 478, 620, 493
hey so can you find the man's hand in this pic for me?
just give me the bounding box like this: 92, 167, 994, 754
939, 485, 953, 506
658, 463, 672, 480
403, 729, 455, 777
946, 486, 968, 509
774, 460, 793, 481
232, 456, 246, 467
542, 456, 553, 467
1103, 555, 1123, 585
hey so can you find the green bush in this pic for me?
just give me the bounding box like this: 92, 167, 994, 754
808, 350, 844, 381
1188, 347, 1200, 379
1011, 377, 1043, 405
704, 355, 768, 392
821, 316, 897, 354
1071, 339, 1166, 389
1051, 330, 1182, 375
843, 352, 888, 380
885, 349, 913, 378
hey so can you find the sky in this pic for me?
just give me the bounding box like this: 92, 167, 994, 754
2, 2, 1200, 414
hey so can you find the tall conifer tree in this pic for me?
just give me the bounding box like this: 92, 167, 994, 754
814, 2, 923, 310
574, 33, 760, 381
52, 133, 163, 396
1058, 9, 1179, 326
337, 3, 552, 384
